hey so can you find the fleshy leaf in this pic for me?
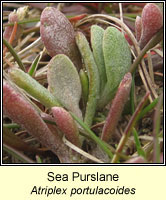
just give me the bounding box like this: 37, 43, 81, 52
135, 16, 142, 42
79, 69, 89, 105
124, 156, 146, 163
91, 25, 107, 94
47, 54, 82, 120
40, 7, 81, 70
76, 32, 100, 127
98, 27, 131, 109
9, 68, 61, 108
139, 3, 163, 49
3, 80, 73, 163
52, 107, 81, 147
101, 73, 132, 142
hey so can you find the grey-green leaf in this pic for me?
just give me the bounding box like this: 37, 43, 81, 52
79, 69, 89, 105
9, 68, 61, 108
98, 27, 132, 109
91, 25, 107, 94
76, 32, 100, 127
47, 54, 82, 120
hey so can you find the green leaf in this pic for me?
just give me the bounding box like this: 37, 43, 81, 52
9, 68, 61, 108
76, 32, 100, 127
47, 54, 82, 120
28, 53, 41, 76
91, 25, 107, 94
98, 27, 132, 109
132, 128, 146, 158
79, 69, 89, 105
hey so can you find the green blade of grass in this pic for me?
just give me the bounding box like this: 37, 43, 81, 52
3, 123, 20, 129
70, 112, 113, 160
3, 18, 40, 27
3, 38, 25, 72
132, 128, 146, 158
36, 155, 43, 163
28, 48, 46, 76
28, 54, 40, 76
138, 97, 159, 120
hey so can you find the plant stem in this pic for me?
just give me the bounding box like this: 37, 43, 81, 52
130, 28, 163, 74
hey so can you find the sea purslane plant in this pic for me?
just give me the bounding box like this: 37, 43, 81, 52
3, 3, 163, 163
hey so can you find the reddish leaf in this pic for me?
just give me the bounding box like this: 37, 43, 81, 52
139, 3, 163, 49
52, 107, 81, 147
101, 73, 132, 142
135, 16, 142, 42
124, 156, 146, 163
3, 80, 73, 163
40, 7, 81, 70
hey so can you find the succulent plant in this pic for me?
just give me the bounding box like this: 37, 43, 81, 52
91, 25, 106, 94
135, 3, 163, 49
101, 72, 132, 142
3, 80, 73, 163
52, 107, 81, 147
124, 156, 146, 163
3, 4, 162, 164
135, 16, 142, 41
40, 7, 81, 70
47, 54, 82, 120
9, 68, 61, 108
98, 26, 132, 109
76, 31, 100, 127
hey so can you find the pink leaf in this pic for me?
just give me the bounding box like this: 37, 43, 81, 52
40, 7, 81, 70
52, 107, 81, 147
3, 80, 73, 163
139, 3, 163, 49
135, 16, 142, 42
124, 156, 146, 163
101, 73, 132, 142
